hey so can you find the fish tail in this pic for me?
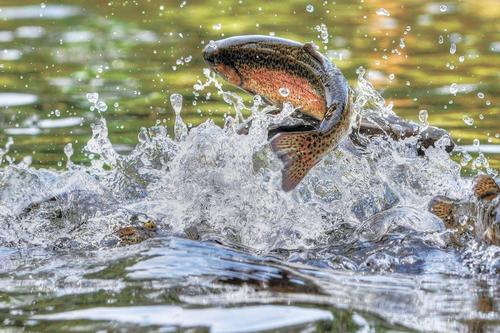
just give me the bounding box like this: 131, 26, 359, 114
270, 130, 329, 191
473, 175, 500, 201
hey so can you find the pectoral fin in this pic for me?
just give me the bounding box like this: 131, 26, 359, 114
318, 102, 342, 134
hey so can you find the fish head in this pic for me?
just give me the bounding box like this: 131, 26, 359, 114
202, 40, 243, 86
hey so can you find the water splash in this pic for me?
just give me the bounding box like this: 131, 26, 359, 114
0, 72, 497, 276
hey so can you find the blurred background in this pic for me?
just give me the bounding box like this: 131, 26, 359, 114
0, 0, 498, 170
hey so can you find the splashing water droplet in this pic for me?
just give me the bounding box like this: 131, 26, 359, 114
449, 83, 458, 95
96, 100, 108, 112
64, 142, 73, 166
170, 93, 183, 115
306, 4, 314, 13
376, 8, 390, 16
279, 87, 290, 97
171, 93, 187, 141
449, 43, 456, 55
462, 115, 474, 126
86, 92, 99, 104
418, 110, 428, 126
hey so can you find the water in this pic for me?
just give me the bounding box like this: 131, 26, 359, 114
0, 1, 499, 332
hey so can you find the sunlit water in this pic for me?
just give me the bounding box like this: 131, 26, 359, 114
0, 1, 499, 332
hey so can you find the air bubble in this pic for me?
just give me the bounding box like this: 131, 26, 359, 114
439, 4, 447, 12
477, 92, 484, 99
306, 4, 314, 12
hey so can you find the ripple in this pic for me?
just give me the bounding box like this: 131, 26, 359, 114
0, 5, 81, 20
62, 31, 94, 43
33, 305, 333, 332
37, 117, 83, 129
461, 144, 500, 154
0, 30, 14, 42
0, 93, 37, 107
0, 49, 22, 60
3, 127, 41, 135
15, 26, 45, 39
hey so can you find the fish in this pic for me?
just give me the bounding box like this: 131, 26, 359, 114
202, 35, 352, 191
428, 175, 499, 246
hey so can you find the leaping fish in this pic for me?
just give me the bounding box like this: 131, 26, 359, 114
202, 35, 352, 191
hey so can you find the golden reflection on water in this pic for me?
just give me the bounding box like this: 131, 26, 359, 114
0, 0, 498, 170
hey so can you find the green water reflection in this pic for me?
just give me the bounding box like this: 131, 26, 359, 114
0, 0, 498, 170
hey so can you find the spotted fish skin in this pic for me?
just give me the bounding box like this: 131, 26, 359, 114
428, 175, 499, 246
203, 35, 352, 191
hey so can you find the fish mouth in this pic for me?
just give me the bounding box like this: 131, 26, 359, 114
202, 42, 218, 66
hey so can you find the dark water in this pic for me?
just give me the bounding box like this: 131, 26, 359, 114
0, 1, 499, 332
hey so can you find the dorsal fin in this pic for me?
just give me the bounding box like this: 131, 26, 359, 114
303, 42, 324, 66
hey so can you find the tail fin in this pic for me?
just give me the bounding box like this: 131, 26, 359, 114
473, 175, 500, 201
270, 130, 325, 191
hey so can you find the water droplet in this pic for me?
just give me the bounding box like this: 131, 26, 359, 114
212, 23, 222, 31
389, 73, 395, 81
439, 4, 447, 12
40, 3, 46, 9
376, 8, 390, 16
473, 139, 480, 147
185, 55, 192, 63
306, 4, 314, 12
462, 115, 474, 126
96, 100, 108, 112
449, 83, 458, 95
438, 35, 444, 44
64, 142, 73, 162
458, 55, 465, 62
399, 38, 405, 49
477, 92, 485, 99
86, 92, 99, 103
449, 43, 456, 54
54, 109, 60, 117
279, 87, 290, 97
419, 110, 428, 126
170, 93, 183, 115
479, 114, 484, 120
